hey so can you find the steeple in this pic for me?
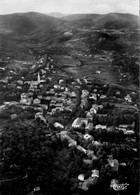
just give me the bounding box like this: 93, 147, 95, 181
37, 72, 40, 83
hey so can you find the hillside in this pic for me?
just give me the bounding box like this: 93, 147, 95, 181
0, 14, 36, 35
63, 13, 138, 29
62, 13, 101, 21
0, 12, 138, 37
0, 12, 61, 36
94, 13, 138, 29
0, 12, 139, 58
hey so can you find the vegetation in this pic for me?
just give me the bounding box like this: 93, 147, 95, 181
0, 120, 139, 195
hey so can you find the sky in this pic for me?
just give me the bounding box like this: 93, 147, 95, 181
0, 0, 139, 15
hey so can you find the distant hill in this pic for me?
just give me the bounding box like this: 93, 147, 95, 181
62, 13, 100, 21
94, 13, 138, 29
63, 13, 138, 29
0, 14, 35, 35
46, 12, 67, 18
0, 12, 138, 58
0, 12, 61, 36
0, 12, 138, 37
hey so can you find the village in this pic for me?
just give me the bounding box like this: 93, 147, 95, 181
0, 51, 139, 194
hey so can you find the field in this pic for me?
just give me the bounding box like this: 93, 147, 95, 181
8, 60, 34, 69
52, 54, 120, 84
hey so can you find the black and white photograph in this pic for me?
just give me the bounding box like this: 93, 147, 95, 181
0, 0, 139, 194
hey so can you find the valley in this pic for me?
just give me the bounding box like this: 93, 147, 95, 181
0, 11, 139, 195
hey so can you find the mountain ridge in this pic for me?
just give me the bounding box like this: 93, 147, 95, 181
0, 12, 138, 35
0, 12, 138, 47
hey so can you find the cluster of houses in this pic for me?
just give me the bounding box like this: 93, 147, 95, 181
18, 70, 78, 120
0, 53, 137, 135
4, 56, 78, 121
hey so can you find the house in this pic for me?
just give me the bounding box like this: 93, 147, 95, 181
76, 79, 82, 84
116, 91, 121, 95
33, 99, 41, 104
69, 141, 77, 147
59, 79, 64, 84
0, 105, 6, 111
107, 156, 119, 172
78, 176, 98, 191
17, 80, 23, 85
45, 97, 51, 101
55, 98, 63, 103
91, 170, 99, 178
20, 93, 33, 105
37, 95, 43, 99
39, 104, 48, 110
86, 150, 98, 160
31, 65, 36, 69
50, 100, 56, 105
54, 84, 60, 89
54, 122, 64, 129
0, 77, 8, 83
28, 81, 38, 90
55, 103, 63, 107
71, 91, 77, 98
78, 174, 85, 181
17, 86, 22, 90
10, 114, 18, 120
83, 159, 93, 164
95, 124, 107, 129
86, 112, 93, 120
81, 90, 89, 98
60, 131, 77, 146
92, 104, 101, 110
61, 87, 65, 90
67, 99, 72, 105
93, 89, 97, 92
119, 124, 128, 128
85, 123, 93, 131
77, 145, 87, 153
33, 186, 40, 192
72, 118, 88, 129
89, 93, 97, 101
96, 70, 101, 74
83, 77, 91, 85
33, 107, 43, 112
80, 99, 87, 108
46, 90, 55, 96
100, 95, 106, 99
90, 107, 97, 114
116, 124, 128, 132
124, 130, 134, 135
84, 134, 93, 140
35, 112, 46, 123
124, 94, 132, 103
41, 69, 46, 75
65, 87, 69, 92
92, 140, 102, 146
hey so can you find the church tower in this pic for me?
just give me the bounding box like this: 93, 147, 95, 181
37, 72, 41, 83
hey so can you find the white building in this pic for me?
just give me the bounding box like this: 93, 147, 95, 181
20, 93, 32, 105
124, 94, 132, 103
54, 122, 64, 129
72, 118, 88, 129
95, 124, 106, 129
35, 112, 46, 123
84, 134, 93, 140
